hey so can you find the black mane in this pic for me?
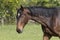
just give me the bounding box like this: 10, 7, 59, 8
26, 6, 58, 17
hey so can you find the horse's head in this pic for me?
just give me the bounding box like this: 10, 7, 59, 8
16, 5, 31, 33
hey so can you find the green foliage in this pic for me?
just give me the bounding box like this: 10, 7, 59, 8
0, 0, 60, 24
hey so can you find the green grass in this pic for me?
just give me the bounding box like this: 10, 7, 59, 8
0, 23, 59, 40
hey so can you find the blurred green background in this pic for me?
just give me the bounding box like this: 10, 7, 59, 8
0, 0, 60, 25
0, 0, 60, 40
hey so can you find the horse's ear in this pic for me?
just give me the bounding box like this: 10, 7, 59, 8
20, 5, 24, 11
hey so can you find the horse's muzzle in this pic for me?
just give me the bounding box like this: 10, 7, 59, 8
16, 29, 22, 33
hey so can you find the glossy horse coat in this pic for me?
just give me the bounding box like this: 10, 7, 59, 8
16, 6, 60, 40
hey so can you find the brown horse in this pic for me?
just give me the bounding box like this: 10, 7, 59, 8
16, 5, 60, 40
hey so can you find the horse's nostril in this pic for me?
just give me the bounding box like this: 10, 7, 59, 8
16, 29, 22, 33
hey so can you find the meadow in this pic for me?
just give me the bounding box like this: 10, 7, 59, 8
0, 23, 59, 40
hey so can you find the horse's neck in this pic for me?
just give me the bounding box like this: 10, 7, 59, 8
30, 8, 57, 26
32, 16, 51, 26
